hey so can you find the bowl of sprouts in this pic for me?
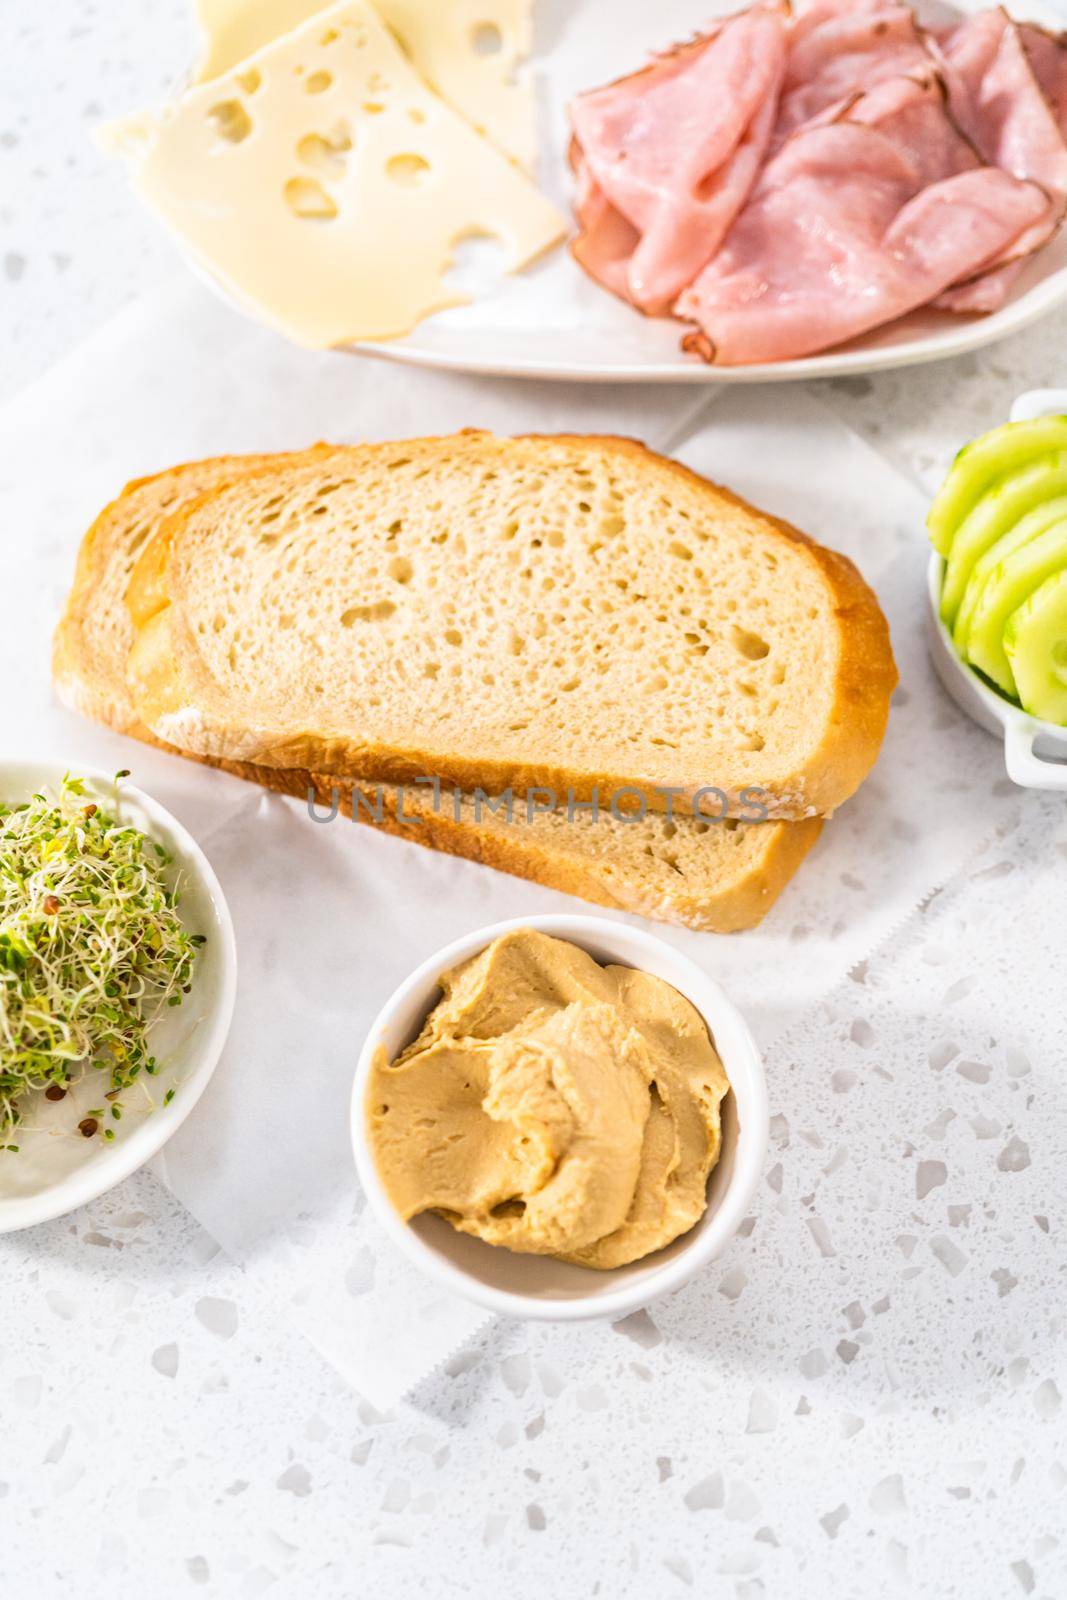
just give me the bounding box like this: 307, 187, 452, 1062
0, 760, 236, 1230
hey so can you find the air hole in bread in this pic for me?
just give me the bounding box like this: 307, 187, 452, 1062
444, 628, 462, 646
388, 556, 413, 584
730, 625, 770, 661
341, 600, 395, 625
600, 515, 625, 537
669, 541, 693, 561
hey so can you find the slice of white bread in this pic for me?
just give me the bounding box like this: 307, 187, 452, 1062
300, 774, 824, 933
125, 433, 896, 818
53, 449, 327, 732
51, 457, 822, 932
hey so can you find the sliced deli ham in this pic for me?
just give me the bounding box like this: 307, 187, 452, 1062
774, 0, 931, 141
569, 5, 787, 313
933, 8, 1067, 312
568, 2, 1067, 364
1019, 23, 1067, 137
674, 75, 1048, 365
571, 156, 640, 306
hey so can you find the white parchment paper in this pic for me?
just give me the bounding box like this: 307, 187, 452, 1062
0, 276, 1017, 1404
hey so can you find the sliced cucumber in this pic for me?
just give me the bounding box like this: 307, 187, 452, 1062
927, 416, 1067, 557
953, 494, 1067, 656
940, 454, 1067, 627
965, 520, 1067, 695
1004, 569, 1067, 725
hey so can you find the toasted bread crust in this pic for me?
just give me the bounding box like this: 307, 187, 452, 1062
43, 699, 822, 932
125, 431, 897, 819
212, 763, 825, 933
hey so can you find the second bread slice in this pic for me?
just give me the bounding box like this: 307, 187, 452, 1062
125, 432, 896, 818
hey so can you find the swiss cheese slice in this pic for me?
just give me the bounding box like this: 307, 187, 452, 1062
109, 0, 564, 347
195, 0, 536, 168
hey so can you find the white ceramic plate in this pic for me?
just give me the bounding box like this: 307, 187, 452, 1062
0, 761, 237, 1232
351, 915, 768, 1322
347, 0, 1067, 382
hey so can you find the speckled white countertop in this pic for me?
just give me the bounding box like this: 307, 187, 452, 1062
3, 4, 1067, 1597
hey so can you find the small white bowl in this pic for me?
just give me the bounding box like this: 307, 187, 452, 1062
350, 914, 768, 1322
0, 760, 237, 1232
925, 386, 1067, 792
926, 557, 1067, 791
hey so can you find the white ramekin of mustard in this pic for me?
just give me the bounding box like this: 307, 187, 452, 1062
350, 914, 768, 1322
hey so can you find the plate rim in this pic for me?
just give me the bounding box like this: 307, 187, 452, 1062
349, 261, 1067, 382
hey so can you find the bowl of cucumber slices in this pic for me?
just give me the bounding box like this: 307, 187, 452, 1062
926, 389, 1067, 792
